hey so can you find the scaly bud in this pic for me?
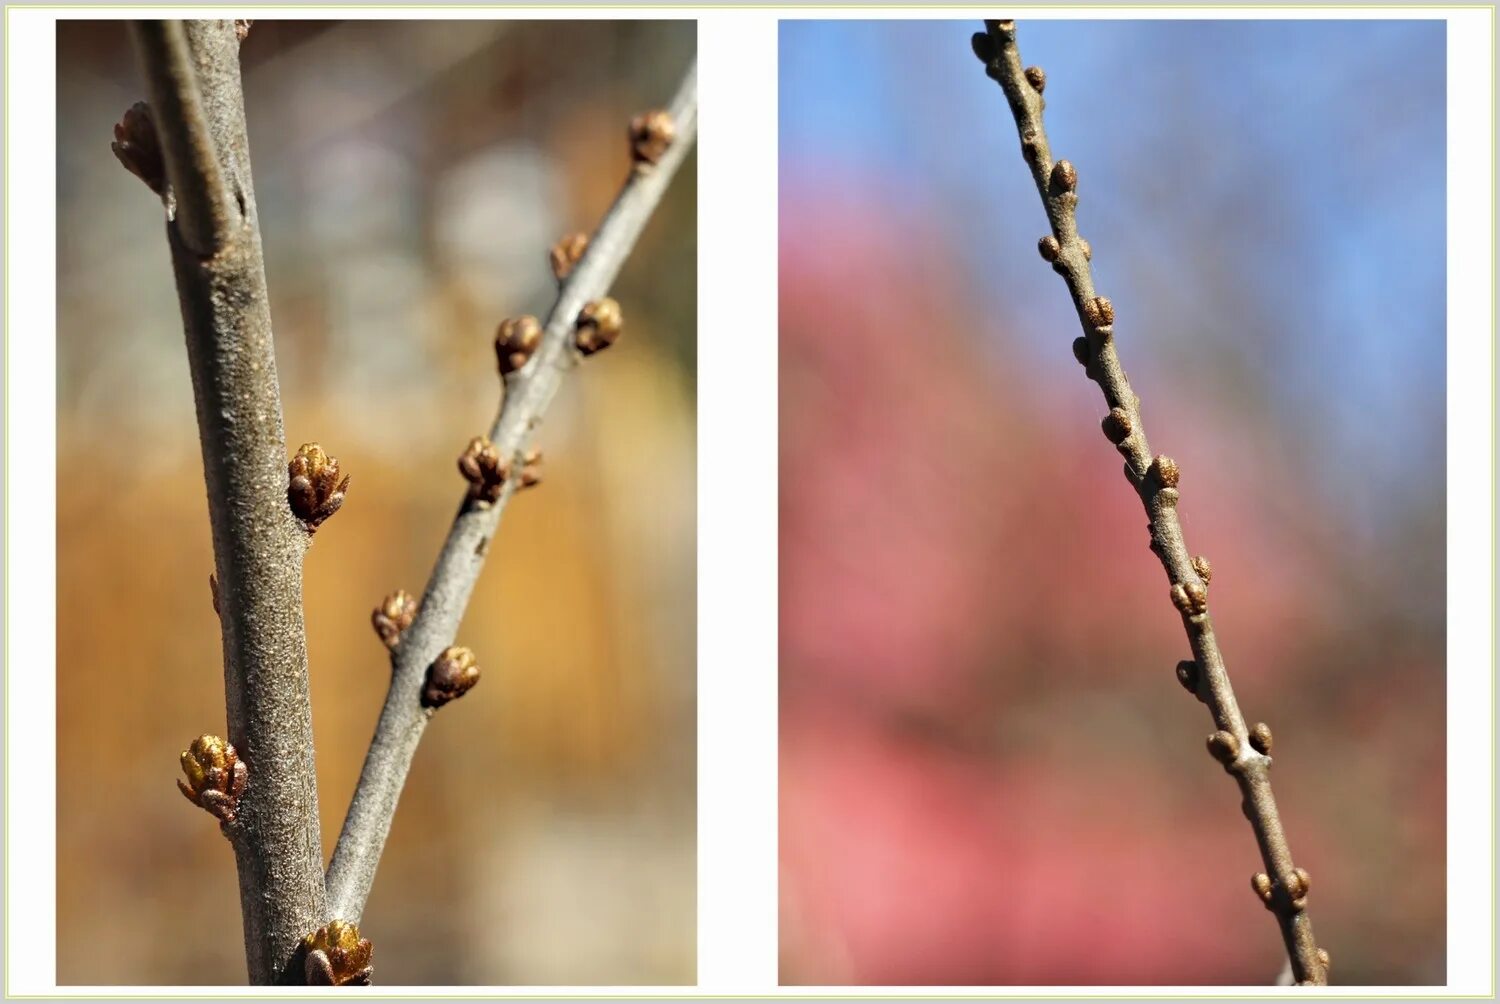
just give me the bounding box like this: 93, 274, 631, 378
111, 102, 168, 200
1206, 730, 1239, 767
177, 735, 248, 830
1192, 555, 1213, 584
303, 920, 373, 986
422, 646, 480, 708
1150, 455, 1180, 487
629, 109, 676, 167
288, 443, 350, 531
495, 315, 542, 375
1050, 159, 1077, 192
1023, 66, 1046, 93
371, 589, 419, 650
1038, 235, 1061, 262
1101, 407, 1132, 444
458, 436, 508, 504
575, 297, 623, 356
549, 232, 590, 282
1249, 722, 1273, 756
1083, 295, 1114, 328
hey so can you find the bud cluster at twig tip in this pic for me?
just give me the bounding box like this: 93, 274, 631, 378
550, 232, 590, 282
111, 102, 168, 199
1101, 407, 1132, 445
518, 448, 544, 490
495, 315, 542, 375
1249, 722, 1274, 756
1149, 455, 1180, 487
629, 109, 676, 168
1083, 295, 1114, 329
372, 589, 419, 650
1206, 730, 1239, 767
1050, 159, 1078, 193
177, 734, 248, 831
1037, 235, 1061, 262
288, 443, 350, 532
422, 645, 480, 708
575, 297, 623, 356
303, 920, 373, 986
1192, 554, 1213, 584
458, 436, 508, 505
1024, 65, 1046, 94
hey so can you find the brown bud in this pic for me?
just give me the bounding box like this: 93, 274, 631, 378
371, 589, 419, 650
575, 297, 623, 356
178, 735, 248, 830
1083, 295, 1114, 328
1288, 866, 1311, 902
1020, 130, 1040, 162
1206, 730, 1239, 766
549, 232, 590, 282
1024, 66, 1046, 93
970, 31, 995, 63
1071, 337, 1089, 367
422, 646, 480, 708
458, 436, 508, 504
1317, 948, 1330, 973
234, 19, 253, 41
303, 920, 373, 986
1249, 722, 1273, 756
288, 443, 350, 532
1192, 555, 1213, 583
1149, 455, 1180, 487
1174, 659, 1199, 696
1079, 238, 1092, 261
1050, 159, 1077, 192
495, 315, 542, 375
1101, 407, 1132, 444
629, 109, 676, 167
209, 573, 220, 616
1037, 235, 1061, 262
518, 448, 543, 489
111, 102, 168, 199
1251, 872, 1274, 905
1183, 580, 1208, 613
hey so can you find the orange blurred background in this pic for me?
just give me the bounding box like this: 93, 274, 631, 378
57, 20, 696, 985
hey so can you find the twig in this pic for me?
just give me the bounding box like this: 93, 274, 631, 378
323, 59, 699, 923
130, 19, 327, 984
972, 20, 1330, 986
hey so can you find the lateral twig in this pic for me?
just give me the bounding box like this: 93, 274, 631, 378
324, 60, 699, 923
973, 20, 1329, 986
129, 19, 327, 984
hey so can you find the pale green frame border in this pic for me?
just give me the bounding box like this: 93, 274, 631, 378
3, 2, 1495, 999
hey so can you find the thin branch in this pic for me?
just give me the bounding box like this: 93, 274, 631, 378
323, 59, 699, 923
973, 21, 1330, 986
130, 19, 327, 984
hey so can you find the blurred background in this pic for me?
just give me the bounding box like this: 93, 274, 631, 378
57, 19, 695, 985
780, 20, 1444, 986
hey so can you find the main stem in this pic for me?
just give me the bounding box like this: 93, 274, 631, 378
323, 61, 699, 923
133, 19, 327, 984
976, 20, 1327, 985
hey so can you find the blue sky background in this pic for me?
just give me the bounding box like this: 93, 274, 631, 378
781, 19, 1445, 557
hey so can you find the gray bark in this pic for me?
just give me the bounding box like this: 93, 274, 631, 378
324, 61, 698, 924
132, 19, 327, 984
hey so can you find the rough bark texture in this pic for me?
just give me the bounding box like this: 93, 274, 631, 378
133, 19, 327, 984
323, 61, 699, 923
974, 20, 1329, 986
